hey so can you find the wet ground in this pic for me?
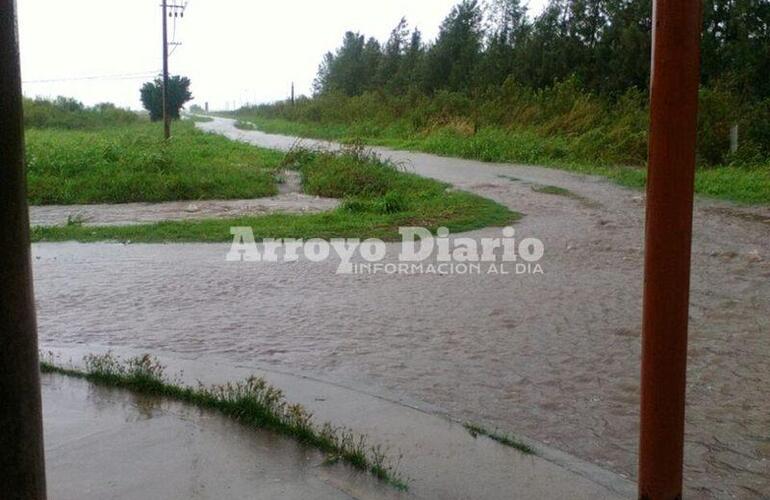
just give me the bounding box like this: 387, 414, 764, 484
42, 373, 397, 500
29, 170, 339, 227
33, 117, 770, 498
43, 346, 629, 499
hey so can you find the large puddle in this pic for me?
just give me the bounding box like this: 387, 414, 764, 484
42, 374, 394, 500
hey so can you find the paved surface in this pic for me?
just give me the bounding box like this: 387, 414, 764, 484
42, 346, 630, 500
33, 117, 770, 498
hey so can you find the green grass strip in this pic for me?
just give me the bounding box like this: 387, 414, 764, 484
463, 422, 534, 455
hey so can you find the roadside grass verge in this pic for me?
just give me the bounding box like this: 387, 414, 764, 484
230, 115, 770, 204
26, 121, 282, 205
463, 422, 534, 455
31, 145, 518, 243
40, 351, 407, 490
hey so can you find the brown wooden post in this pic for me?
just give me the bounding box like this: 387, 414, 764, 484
0, 1, 48, 499
638, 0, 702, 498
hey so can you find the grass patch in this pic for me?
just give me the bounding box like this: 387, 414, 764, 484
463, 422, 534, 455
26, 121, 282, 205
40, 351, 407, 490
231, 114, 770, 204
234, 120, 258, 130
530, 185, 573, 196
31, 145, 518, 243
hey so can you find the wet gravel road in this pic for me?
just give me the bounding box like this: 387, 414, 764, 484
34, 117, 770, 498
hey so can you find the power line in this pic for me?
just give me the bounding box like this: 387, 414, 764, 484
22, 70, 159, 84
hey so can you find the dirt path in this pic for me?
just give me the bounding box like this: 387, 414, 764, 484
34, 117, 769, 498
29, 170, 339, 227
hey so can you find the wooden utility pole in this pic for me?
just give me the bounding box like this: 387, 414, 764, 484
161, 0, 170, 139
638, 0, 702, 498
0, 1, 48, 498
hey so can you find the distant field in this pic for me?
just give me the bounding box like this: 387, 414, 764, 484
26, 121, 282, 205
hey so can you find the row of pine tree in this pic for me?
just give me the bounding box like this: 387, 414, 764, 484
313, 0, 770, 100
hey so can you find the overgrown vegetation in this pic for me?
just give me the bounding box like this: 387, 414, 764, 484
40, 352, 406, 489
32, 145, 516, 242
23, 96, 141, 130
231, 0, 770, 204
463, 422, 534, 455
25, 106, 281, 204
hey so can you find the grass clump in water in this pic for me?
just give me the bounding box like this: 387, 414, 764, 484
530, 185, 573, 197
234, 120, 258, 130
40, 352, 407, 490
463, 422, 534, 455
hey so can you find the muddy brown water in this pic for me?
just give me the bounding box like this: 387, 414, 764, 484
34, 118, 770, 498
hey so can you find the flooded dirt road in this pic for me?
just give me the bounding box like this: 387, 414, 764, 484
34, 118, 770, 498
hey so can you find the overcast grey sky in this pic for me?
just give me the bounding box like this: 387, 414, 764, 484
18, 1, 546, 110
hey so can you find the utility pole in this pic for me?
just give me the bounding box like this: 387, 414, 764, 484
638, 0, 702, 498
161, 0, 170, 139
161, 1, 186, 139
1, 1, 48, 498
291, 82, 295, 106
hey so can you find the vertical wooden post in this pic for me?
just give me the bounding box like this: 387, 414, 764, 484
638, 0, 702, 498
729, 124, 739, 154
0, 1, 48, 498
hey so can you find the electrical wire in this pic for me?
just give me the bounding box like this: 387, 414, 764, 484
23, 70, 160, 84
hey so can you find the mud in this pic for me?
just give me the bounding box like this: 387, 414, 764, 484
32, 117, 770, 498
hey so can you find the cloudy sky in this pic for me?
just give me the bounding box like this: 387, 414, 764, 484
17, 0, 546, 110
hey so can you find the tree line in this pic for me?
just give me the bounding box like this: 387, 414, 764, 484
314, 0, 770, 101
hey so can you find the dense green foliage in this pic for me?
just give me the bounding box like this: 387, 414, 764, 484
312, 0, 770, 101
140, 75, 193, 121
233, 0, 770, 203
32, 146, 517, 242
26, 121, 280, 204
